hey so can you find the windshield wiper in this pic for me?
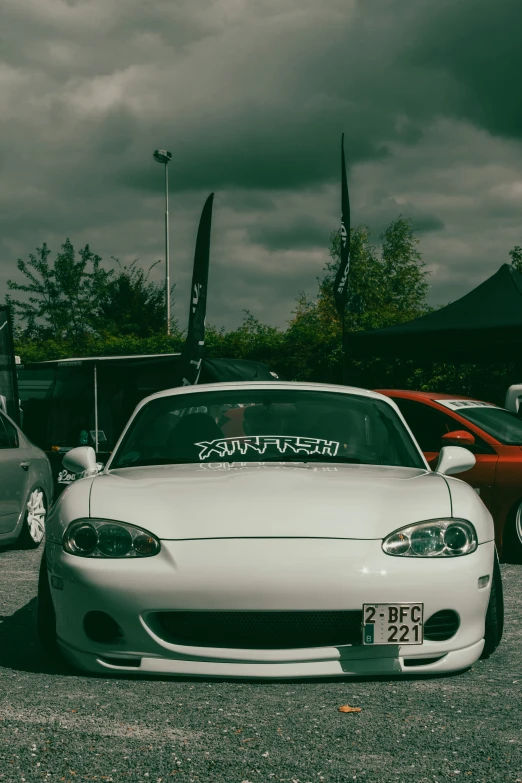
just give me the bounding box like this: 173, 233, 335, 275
113, 455, 365, 469
300, 456, 362, 464
113, 457, 199, 468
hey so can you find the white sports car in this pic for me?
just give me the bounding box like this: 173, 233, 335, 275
37, 382, 503, 678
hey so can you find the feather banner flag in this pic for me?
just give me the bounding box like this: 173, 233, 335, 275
333, 133, 351, 316
0, 305, 20, 424
180, 193, 214, 385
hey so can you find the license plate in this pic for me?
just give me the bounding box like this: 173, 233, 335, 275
363, 603, 423, 645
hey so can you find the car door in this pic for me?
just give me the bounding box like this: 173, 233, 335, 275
392, 397, 499, 512
0, 412, 28, 534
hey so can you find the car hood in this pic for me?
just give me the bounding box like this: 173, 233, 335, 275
89, 462, 450, 540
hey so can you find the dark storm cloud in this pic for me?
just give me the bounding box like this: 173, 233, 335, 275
246, 215, 330, 251
412, 216, 445, 233
354, 185, 446, 238
0, 0, 521, 330
407, 0, 522, 139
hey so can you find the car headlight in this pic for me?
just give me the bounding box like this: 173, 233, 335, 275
63, 519, 161, 558
382, 519, 478, 558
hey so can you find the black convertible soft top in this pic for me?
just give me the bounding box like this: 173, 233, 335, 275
18, 354, 280, 452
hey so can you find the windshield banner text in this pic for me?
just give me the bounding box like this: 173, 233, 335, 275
195, 435, 340, 460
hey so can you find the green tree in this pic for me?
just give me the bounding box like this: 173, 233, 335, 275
7, 240, 175, 349
326, 216, 429, 330
203, 313, 286, 375
379, 217, 430, 323
96, 258, 169, 338
7, 239, 110, 345
509, 245, 522, 273
284, 217, 430, 382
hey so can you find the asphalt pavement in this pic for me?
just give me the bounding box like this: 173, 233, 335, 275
0, 546, 520, 783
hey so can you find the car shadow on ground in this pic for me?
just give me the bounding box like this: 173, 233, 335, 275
0, 597, 73, 676
0, 597, 470, 684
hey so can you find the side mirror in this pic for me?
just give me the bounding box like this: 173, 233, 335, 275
62, 446, 98, 476
434, 446, 476, 476
442, 430, 475, 447
505, 384, 522, 413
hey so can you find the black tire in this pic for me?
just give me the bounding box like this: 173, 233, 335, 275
36, 551, 62, 659
503, 502, 522, 564
18, 488, 47, 550
481, 549, 504, 659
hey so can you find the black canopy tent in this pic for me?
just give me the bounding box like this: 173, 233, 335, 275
17, 353, 280, 453
17, 353, 281, 494
347, 264, 522, 363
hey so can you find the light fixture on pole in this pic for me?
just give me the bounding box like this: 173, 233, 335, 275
153, 149, 173, 334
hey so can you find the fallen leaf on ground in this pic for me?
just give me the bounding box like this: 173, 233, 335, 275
338, 705, 362, 713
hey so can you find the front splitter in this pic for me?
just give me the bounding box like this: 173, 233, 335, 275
58, 638, 484, 679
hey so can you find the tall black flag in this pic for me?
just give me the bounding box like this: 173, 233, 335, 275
180, 193, 214, 385
333, 133, 351, 316
0, 305, 20, 424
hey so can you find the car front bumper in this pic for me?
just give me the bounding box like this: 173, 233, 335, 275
45, 538, 495, 678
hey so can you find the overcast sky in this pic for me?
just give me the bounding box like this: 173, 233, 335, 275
1, 0, 521, 331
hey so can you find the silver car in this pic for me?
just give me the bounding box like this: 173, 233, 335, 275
0, 409, 53, 548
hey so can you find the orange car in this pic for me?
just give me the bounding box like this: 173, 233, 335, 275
378, 390, 522, 562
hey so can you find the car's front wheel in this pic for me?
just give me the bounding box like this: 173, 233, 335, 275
481, 549, 504, 659
36, 552, 61, 659
18, 488, 47, 549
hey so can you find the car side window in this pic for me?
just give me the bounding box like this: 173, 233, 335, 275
0, 412, 19, 449
392, 399, 456, 452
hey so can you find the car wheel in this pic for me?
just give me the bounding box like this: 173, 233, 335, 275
481, 549, 504, 659
36, 551, 61, 659
18, 488, 47, 549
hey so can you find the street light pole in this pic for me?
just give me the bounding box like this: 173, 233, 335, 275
153, 149, 173, 335
164, 161, 169, 335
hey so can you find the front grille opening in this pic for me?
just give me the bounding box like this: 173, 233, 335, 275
424, 610, 460, 641
403, 656, 446, 667
152, 610, 363, 649
99, 656, 141, 668
84, 611, 124, 644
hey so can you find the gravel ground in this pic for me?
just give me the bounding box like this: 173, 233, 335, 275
0, 546, 520, 783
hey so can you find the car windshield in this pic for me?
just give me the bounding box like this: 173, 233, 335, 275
453, 404, 522, 446
109, 388, 425, 469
